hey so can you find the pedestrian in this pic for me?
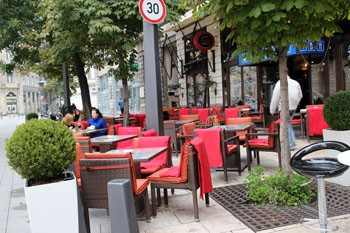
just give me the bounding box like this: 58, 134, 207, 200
118, 98, 124, 114
270, 75, 303, 151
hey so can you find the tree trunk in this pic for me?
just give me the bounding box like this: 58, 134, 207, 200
72, 53, 92, 118
122, 78, 129, 126
278, 46, 293, 175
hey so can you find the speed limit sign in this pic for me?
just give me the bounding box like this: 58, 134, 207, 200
139, 0, 166, 24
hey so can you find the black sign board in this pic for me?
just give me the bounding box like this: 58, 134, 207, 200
193, 31, 215, 51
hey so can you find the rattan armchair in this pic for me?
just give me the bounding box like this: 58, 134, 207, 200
148, 143, 210, 222
79, 152, 150, 233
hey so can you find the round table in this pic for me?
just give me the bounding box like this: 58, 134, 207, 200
337, 150, 350, 166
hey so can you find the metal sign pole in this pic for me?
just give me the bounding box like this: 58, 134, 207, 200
143, 20, 164, 135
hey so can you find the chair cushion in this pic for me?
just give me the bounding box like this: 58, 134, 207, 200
135, 179, 149, 195
140, 160, 164, 169
159, 166, 180, 177
248, 138, 273, 149
140, 167, 159, 175
148, 168, 183, 183
227, 144, 238, 154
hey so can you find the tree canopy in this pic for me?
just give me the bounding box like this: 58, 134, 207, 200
181, 0, 350, 172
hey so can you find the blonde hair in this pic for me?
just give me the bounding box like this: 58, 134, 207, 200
62, 113, 74, 126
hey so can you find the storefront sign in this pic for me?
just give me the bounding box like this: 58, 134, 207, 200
193, 31, 215, 51
239, 39, 326, 66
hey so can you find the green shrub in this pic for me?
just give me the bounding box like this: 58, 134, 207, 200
5, 119, 76, 185
25, 112, 39, 121
244, 167, 315, 207
323, 90, 350, 131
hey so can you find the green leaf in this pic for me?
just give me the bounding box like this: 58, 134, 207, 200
261, 3, 276, 12
294, 0, 305, 9
272, 12, 287, 21
249, 6, 261, 18
281, 0, 294, 11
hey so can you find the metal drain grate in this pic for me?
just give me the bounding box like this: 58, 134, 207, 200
210, 182, 350, 232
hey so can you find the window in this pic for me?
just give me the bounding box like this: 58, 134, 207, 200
7, 73, 14, 83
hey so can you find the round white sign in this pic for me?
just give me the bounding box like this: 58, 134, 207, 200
139, 0, 166, 24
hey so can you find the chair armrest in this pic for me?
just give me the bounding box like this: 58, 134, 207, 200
249, 111, 261, 116
177, 134, 193, 139
253, 127, 268, 132
246, 132, 278, 140
224, 135, 240, 146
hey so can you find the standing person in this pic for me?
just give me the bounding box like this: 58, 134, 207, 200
118, 98, 124, 114
88, 107, 107, 138
270, 75, 303, 151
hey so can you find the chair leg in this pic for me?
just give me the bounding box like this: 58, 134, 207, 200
151, 186, 157, 217
246, 147, 252, 171
191, 189, 199, 222
84, 207, 91, 233
156, 188, 161, 207
223, 161, 228, 183
143, 189, 151, 222
256, 151, 260, 165
171, 188, 175, 195
205, 193, 210, 207
163, 188, 168, 207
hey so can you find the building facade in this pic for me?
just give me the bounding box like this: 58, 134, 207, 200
0, 50, 41, 116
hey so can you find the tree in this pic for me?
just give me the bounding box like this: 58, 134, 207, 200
182, 0, 350, 173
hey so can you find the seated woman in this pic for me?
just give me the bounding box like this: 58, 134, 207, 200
73, 109, 81, 122
62, 113, 75, 130
88, 107, 107, 138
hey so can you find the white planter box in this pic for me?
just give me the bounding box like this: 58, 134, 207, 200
24, 172, 79, 233
323, 129, 350, 186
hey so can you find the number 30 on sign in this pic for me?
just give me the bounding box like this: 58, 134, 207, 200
139, 0, 166, 24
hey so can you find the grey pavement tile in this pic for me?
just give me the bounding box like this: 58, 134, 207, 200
5, 216, 31, 233
200, 216, 251, 233
144, 222, 209, 233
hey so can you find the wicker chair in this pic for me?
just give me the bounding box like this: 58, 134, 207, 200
245, 122, 281, 171
148, 142, 210, 221
195, 128, 241, 183
134, 136, 173, 176
164, 120, 179, 156
73, 143, 85, 187
116, 126, 142, 149
73, 136, 93, 154
79, 152, 150, 233
224, 107, 239, 124
226, 117, 253, 144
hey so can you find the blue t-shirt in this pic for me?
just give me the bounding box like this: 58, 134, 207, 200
88, 117, 107, 138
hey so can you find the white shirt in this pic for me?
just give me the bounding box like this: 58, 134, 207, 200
270, 76, 303, 114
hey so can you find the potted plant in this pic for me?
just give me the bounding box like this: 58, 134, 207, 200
323, 90, 350, 186
5, 119, 78, 233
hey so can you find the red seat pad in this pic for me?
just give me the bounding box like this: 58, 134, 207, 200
227, 144, 238, 154
148, 168, 183, 183
247, 138, 273, 149
135, 179, 149, 195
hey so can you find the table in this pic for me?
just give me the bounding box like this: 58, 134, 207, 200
175, 119, 198, 127
107, 147, 168, 163
73, 128, 107, 136
211, 123, 256, 133
337, 150, 350, 166
91, 135, 137, 152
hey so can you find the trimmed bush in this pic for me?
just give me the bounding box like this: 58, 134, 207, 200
5, 119, 76, 185
25, 112, 39, 121
323, 90, 350, 131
